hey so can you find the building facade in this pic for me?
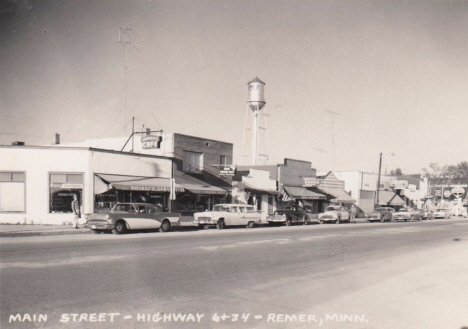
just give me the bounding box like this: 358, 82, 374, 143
0, 132, 233, 224
0, 145, 173, 225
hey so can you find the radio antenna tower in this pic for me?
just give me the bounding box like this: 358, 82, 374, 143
241, 77, 269, 165
119, 27, 132, 136
324, 109, 341, 170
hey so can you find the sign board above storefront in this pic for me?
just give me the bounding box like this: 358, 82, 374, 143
452, 186, 465, 196
303, 177, 320, 188
141, 135, 162, 149
50, 183, 83, 189
219, 166, 236, 176
390, 180, 409, 189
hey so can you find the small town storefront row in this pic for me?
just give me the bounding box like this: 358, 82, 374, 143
0, 145, 229, 225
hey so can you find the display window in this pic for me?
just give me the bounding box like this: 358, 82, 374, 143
94, 190, 168, 211
0, 172, 26, 212
49, 173, 83, 213
176, 193, 226, 212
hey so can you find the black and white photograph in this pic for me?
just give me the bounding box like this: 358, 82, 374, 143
1, 0, 468, 328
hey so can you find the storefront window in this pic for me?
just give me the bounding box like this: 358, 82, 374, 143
49, 173, 83, 213
0, 172, 25, 212
176, 193, 225, 212
94, 190, 168, 211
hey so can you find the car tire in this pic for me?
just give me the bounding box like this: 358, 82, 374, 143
217, 219, 225, 230
112, 220, 127, 235
285, 218, 292, 226
91, 229, 102, 234
247, 221, 255, 229
320, 220, 324, 224
204, 225, 211, 229
159, 219, 171, 233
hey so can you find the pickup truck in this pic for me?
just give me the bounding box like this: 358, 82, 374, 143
267, 205, 317, 226
318, 205, 350, 224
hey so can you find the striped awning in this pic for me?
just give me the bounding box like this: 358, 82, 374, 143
180, 183, 227, 195
283, 186, 326, 200
96, 174, 184, 193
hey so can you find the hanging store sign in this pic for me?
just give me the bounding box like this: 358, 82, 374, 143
219, 166, 236, 176
141, 135, 162, 149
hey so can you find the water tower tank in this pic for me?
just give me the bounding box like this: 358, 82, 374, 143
247, 77, 266, 111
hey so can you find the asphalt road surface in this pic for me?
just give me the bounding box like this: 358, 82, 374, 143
1, 219, 468, 329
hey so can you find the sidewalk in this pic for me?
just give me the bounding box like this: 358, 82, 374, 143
0, 217, 197, 238
0, 224, 90, 238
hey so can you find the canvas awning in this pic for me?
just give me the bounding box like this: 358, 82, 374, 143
180, 183, 227, 195
283, 186, 326, 200
242, 182, 279, 195
96, 174, 184, 193
376, 190, 405, 206
318, 187, 356, 203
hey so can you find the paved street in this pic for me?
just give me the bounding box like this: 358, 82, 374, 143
1, 219, 468, 329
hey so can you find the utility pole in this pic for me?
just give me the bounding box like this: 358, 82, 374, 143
376, 152, 382, 208
119, 27, 132, 136
324, 110, 341, 170
131, 116, 135, 152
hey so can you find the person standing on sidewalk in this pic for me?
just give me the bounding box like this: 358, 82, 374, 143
71, 194, 81, 228
349, 204, 357, 223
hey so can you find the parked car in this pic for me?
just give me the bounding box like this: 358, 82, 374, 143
85, 202, 181, 235
421, 209, 433, 220
433, 208, 450, 219
267, 204, 317, 226
318, 205, 350, 224
193, 204, 261, 229
392, 208, 422, 222
364, 207, 395, 223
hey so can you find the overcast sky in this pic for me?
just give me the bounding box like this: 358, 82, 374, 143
1, 0, 467, 174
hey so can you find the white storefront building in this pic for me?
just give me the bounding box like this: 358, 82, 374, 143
0, 145, 173, 225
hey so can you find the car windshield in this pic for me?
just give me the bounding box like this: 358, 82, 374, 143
213, 205, 230, 212
113, 204, 137, 213
326, 206, 341, 211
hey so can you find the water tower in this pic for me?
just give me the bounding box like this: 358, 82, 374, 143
241, 77, 269, 165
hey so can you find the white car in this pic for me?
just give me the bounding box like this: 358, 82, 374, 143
193, 204, 262, 229
433, 208, 449, 219
318, 205, 350, 224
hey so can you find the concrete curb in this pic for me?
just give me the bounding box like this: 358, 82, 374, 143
0, 228, 92, 238
0, 223, 199, 238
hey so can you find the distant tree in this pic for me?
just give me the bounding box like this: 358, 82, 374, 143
446, 161, 468, 178
422, 162, 447, 179
389, 168, 404, 176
